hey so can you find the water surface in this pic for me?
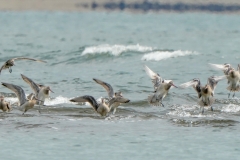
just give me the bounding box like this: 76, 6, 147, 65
0, 11, 240, 159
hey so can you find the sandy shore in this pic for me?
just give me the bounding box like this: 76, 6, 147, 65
1, 0, 240, 11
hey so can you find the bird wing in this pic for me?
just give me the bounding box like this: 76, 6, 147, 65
207, 75, 226, 92
237, 64, 240, 74
179, 79, 202, 98
0, 63, 6, 74
2, 82, 27, 106
12, 57, 47, 63
21, 74, 40, 95
70, 95, 99, 111
108, 96, 130, 107
93, 78, 114, 98
209, 63, 233, 75
144, 65, 162, 90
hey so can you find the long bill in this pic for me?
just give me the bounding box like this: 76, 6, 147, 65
171, 83, 178, 88
48, 88, 54, 93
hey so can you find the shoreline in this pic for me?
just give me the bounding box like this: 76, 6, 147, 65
1, 0, 240, 13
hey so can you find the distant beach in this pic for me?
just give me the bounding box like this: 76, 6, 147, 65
1, 0, 240, 12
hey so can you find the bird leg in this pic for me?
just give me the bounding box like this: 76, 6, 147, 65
208, 97, 211, 106
228, 92, 231, 98
233, 92, 235, 98
160, 102, 165, 107
112, 108, 117, 114
38, 105, 42, 114
201, 107, 204, 114
210, 106, 214, 112
9, 67, 12, 73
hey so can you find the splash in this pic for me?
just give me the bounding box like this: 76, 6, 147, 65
81, 44, 153, 56
221, 104, 240, 113
44, 96, 72, 106
141, 50, 198, 61
167, 104, 214, 117
5, 97, 18, 105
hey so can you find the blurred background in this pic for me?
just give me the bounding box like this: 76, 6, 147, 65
1, 0, 240, 12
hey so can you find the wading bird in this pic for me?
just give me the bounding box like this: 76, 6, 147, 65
21, 74, 54, 105
179, 76, 225, 114
144, 65, 177, 107
209, 63, 240, 98
93, 78, 130, 114
0, 95, 11, 112
70, 95, 130, 116
2, 82, 42, 114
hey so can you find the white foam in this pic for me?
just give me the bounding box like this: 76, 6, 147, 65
4, 96, 71, 106
167, 104, 215, 117
81, 44, 153, 56
5, 97, 18, 105
221, 104, 240, 113
44, 96, 72, 106
167, 110, 192, 117
141, 50, 198, 61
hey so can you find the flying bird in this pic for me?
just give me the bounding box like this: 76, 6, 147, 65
209, 63, 240, 98
21, 74, 54, 105
0, 57, 46, 74
1, 82, 42, 114
144, 65, 177, 107
179, 75, 225, 114
93, 78, 130, 114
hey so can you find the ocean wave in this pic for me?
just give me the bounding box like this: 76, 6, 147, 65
5, 96, 72, 106
81, 44, 153, 56
141, 50, 198, 61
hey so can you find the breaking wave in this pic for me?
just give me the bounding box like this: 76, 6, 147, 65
141, 50, 198, 61
81, 44, 153, 56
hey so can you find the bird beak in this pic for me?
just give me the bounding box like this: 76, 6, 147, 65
49, 88, 54, 93
171, 84, 178, 88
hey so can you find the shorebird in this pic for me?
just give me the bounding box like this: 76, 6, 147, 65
93, 78, 130, 114
0, 95, 11, 112
179, 76, 225, 113
70, 95, 129, 116
1, 82, 42, 114
209, 63, 240, 98
144, 65, 177, 107
21, 74, 54, 105
0, 57, 46, 74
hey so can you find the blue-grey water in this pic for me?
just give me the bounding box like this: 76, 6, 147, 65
1, 11, 240, 159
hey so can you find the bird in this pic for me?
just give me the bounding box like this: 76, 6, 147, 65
1, 82, 42, 114
0, 95, 11, 112
144, 65, 177, 107
93, 78, 130, 114
21, 74, 54, 105
179, 75, 225, 114
0, 57, 46, 74
209, 63, 240, 98
70, 95, 130, 116
70, 95, 110, 116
